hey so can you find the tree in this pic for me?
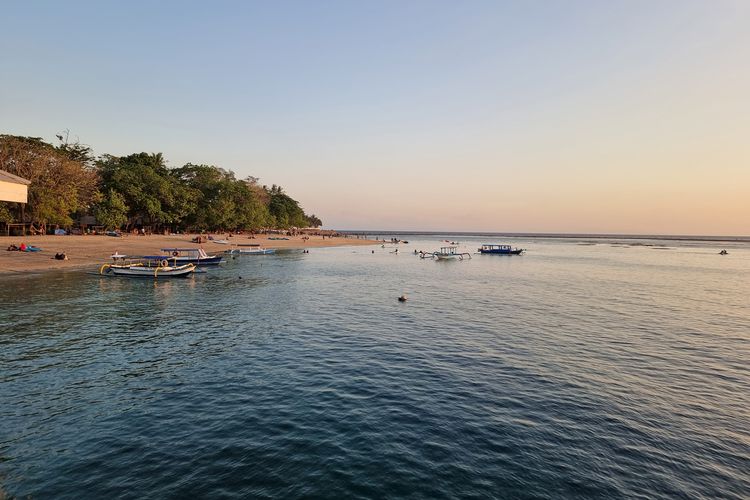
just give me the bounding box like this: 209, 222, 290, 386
0, 135, 99, 226
98, 152, 194, 230
93, 189, 129, 230
0, 203, 13, 224
172, 164, 272, 231
267, 184, 308, 228
234, 179, 273, 229
55, 129, 95, 166
306, 214, 322, 228
0, 133, 322, 233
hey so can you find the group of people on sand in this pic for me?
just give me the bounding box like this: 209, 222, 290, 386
6, 243, 67, 260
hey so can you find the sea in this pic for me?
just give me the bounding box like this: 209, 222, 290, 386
1, 234, 748, 499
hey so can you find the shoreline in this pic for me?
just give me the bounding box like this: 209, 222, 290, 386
0, 234, 379, 275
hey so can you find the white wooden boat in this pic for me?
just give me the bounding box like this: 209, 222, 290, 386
420, 246, 472, 261
148, 248, 224, 265
225, 247, 275, 255
100, 260, 196, 278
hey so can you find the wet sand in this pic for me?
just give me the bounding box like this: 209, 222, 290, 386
0, 234, 377, 274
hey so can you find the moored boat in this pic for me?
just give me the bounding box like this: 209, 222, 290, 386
225, 247, 275, 255
478, 244, 525, 255
421, 246, 472, 260
153, 248, 224, 265
100, 260, 196, 278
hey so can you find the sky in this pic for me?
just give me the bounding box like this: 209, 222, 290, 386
1, 0, 749, 235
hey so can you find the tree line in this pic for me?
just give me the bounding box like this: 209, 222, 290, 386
0, 134, 322, 232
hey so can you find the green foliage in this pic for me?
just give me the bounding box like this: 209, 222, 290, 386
0, 135, 99, 225
93, 189, 129, 230
172, 164, 272, 231
0, 202, 13, 224
98, 152, 196, 228
55, 130, 95, 166
0, 133, 320, 231
306, 214, 323, 228
267, 185, 308, 228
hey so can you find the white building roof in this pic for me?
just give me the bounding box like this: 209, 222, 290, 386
0, 169, 31, 185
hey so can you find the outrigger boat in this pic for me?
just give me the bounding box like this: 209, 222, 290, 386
420, 246, 472, 261
225, 247, 275, 255
478, 244, 525, 255
154, 248, 224, 265
100, 258, 196, 278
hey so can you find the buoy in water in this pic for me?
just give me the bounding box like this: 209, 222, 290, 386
398, 295, 407, 302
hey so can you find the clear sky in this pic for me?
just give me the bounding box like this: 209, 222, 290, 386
2, 0, 748, 235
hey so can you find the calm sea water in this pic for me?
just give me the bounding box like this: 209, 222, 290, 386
1, 236, 748, 499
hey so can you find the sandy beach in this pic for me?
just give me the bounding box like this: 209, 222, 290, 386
0, 233, 378, 274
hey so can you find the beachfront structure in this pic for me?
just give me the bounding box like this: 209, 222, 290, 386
0, 169, 30, 203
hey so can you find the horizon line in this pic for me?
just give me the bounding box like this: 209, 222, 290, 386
334, 230, 750, 242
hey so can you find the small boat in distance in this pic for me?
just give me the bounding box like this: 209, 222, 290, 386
478, 244, 525, 255
225, 247, 275, 255
154, 248, 224, 265
420, 246, 472, 261
100, 259, 196, 278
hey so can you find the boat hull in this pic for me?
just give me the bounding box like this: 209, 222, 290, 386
424, 246, 471, 260
174, 256, 223, 265
225, 248, 275, 255
435, 254, 460, 260
157, 248, 224, 266
103, 263, 196, 278
154, 256, 224, 265
479, 249, 524, 255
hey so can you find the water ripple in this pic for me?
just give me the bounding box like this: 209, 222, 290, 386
1, 238, 749, 498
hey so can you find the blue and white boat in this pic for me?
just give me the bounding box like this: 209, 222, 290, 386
478, 244, 525, 255
151, 248, 224, 266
